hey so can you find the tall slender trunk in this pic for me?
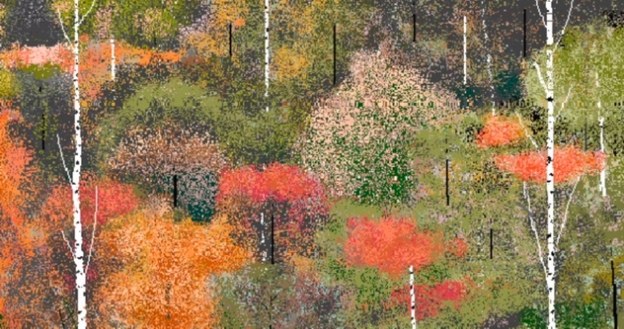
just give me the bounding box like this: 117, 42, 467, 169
264, 0, 270, 112
599, 116, 606, 196
597, 73, 607, 197
71, 0, 87, 327
260, 212, 267, 262
463, 15, 467, 86
481, 1, 494, 115
409, 265, 416, 329
110, 35, 116, 81
544, 1, 556, 328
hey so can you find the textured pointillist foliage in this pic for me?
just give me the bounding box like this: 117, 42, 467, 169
0, 0, 623, 328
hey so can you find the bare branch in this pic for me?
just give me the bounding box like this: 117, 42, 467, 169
554, 0, 576, 50
78, 0, 97, 27
532, 62, 548, 96
56, 9, 74, 50
85, 186, 98, 274
534, 0, 547, 28
61, 230, 76, 259
524, 182, 548, 278
57, 134, 72, 184
515, 111, 539, 150
555, 85, 573, 119
556, 176, 580, 246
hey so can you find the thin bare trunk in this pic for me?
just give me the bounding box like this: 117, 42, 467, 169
264, 0, 270, 112
110, 35, 116, 81
463, 15, 467, 86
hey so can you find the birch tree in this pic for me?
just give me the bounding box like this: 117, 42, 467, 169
529, 1, 575, 327
55, 0, 97, 327
264, 0, 270, 113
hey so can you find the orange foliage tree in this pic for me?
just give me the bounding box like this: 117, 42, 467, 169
216, 163, 328, 262
494, 146, 605, 183
476, 115, 525, 148
39, 176, 140, 300
94, 211, 249, 328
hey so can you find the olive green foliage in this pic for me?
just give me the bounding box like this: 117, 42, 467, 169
97, 77, 221, 166
0, 69, 18, 99
525, 24, 624, 154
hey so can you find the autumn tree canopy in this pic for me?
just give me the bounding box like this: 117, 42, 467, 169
95, 211, 248, 328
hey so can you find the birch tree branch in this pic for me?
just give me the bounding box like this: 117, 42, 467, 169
56, 134, 72, 184
515, 111, 539, 149
555, 85, 573, 119
61, 230, 76, 259
524, 182, 548, 278
78, 0, 97, 27
56, 9, 74, 51
554, 0, 575, 50
532, 62, 548, 96
556, 176, 580, 246
85, 186, 98, 274
534, 0, 547, 28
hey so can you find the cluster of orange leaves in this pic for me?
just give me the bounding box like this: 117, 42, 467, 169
0, 111, 32, 227
95, 212, 248, 328
344, 217, 467, 277
476, 115, 525, 148
494, 146, 605, 183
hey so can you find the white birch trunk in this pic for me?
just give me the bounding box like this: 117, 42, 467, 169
71, 0, 87, 328
599, 117, 606, 197
260, 212, 267, 262
481, 1, 495, 115
544, 1, 557, 328
110, 35, 116, 81
597, 72, 607, 197
409, 265, 417, 329
264, 0, 270, 112
463, 15, 467, 86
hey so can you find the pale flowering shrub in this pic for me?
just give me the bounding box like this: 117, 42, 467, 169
299, 51, 459, 203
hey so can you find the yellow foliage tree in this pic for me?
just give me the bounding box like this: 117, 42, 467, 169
95, 211, 249, 328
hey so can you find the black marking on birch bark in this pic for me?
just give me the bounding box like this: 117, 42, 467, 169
613, 260, 619, 328
412, 13, 416, 42
523, 9, 527, 57
547, 97, 554, 102
229, 22, 233, 58
333, 23, 337, 85
41, 112, 45, 151
173, 175, 178, 208
445, 159, 450, 206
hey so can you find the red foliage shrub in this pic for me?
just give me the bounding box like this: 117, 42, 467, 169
476, 115, 525, 148
494, 146, 605, 183
216, 163, 327, 226
344, 217, 445, 277
41, 176, 139, 227
389, 280, 467, 320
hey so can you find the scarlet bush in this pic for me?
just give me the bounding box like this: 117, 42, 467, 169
40, 176, 139, 228
494, 146, 605, 183
344, 217, 446, 278
476, 115, 525, 148
389, 280, 467, 320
